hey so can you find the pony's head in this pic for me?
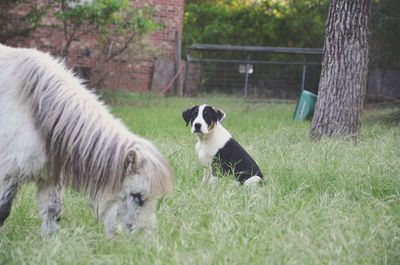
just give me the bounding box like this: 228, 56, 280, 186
95, 139, 174, 236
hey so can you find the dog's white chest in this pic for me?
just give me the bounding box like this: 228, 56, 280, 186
196, 142, 215, 166
195, 125, 232, 167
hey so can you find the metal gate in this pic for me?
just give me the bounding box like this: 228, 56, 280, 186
183, 44, 323, 100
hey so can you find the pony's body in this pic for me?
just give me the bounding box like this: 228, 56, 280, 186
0, 44, 174, 237
0, 47, 47, 182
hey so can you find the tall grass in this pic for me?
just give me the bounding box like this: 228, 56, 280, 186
0, 91, 399, 264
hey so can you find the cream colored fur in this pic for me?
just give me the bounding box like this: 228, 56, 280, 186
0, 44, 174, 237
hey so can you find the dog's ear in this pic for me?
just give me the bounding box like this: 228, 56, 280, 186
213, 107, 226, 123
182, 106, 197, 127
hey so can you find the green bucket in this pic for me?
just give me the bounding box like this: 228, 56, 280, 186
294, 90, 317, 121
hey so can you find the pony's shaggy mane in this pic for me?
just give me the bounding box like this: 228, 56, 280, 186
7, 46, 173, 198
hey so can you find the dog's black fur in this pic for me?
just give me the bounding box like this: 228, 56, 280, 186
213, 138, 264, 183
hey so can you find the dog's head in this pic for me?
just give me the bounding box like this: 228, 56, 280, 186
182, 104, 226, 134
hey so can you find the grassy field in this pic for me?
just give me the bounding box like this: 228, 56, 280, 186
0, 91, 399, 264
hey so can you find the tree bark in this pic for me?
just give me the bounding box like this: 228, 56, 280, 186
310, 0, 372, 140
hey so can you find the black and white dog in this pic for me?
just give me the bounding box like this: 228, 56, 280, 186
182, 104, 264, 186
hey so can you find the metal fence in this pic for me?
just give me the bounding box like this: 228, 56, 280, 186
184, 44, 323, 100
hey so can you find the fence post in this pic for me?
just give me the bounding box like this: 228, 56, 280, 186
244, 55, 250, 97
183, 53, 190, 97
301, 64, 307, 92
175, 31, 183, 96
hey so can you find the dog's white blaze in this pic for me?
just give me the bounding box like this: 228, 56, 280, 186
191, 104, 209, 134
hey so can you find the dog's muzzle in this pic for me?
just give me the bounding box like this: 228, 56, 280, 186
193, 123, 202, 133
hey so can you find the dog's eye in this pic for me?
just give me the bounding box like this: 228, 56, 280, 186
203, 113, 208, 119
130, 193, 144, 207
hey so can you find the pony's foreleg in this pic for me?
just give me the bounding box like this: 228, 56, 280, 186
36, 180, 62, 238
0, 174, 19, 226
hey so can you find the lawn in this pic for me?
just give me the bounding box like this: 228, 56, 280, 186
0, 91, 399, 264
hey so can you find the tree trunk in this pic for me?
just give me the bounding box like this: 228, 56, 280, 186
310, 0, 372, 140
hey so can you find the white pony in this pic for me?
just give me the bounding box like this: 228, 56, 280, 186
0, 44, 174, 237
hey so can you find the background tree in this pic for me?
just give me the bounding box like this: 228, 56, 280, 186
309, 0, 372, 140
92, 7, 161, 88
0, 0, 48, 43
183, 0, 330, 55
369, 0, 400, 70
54, 0, 161, 88
54, 0, 160, 57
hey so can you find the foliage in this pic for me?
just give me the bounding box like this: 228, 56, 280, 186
54, 0, 161, 57
1, 93, 399, 264
183, 0, 330, 55
53, 0, 162, 87
370, 0, 400, 69
1, 0, 161, 88
0, 0, 49, 43
184, 0, 399, 70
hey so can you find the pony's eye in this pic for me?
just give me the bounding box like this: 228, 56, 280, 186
130, 193, 144, 207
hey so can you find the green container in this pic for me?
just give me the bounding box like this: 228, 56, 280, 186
293, 90, 317, 121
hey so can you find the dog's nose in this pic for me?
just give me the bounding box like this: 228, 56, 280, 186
194, 123, 201, 130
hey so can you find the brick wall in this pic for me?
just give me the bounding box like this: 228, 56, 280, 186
8, 0, 184, 92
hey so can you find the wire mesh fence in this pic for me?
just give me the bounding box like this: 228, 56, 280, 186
184, 44, 323, 100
